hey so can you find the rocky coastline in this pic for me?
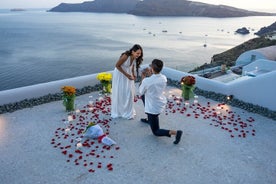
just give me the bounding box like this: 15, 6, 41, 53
190, 21, 276, 73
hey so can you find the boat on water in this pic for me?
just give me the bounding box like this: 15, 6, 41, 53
203, 34, 208, 47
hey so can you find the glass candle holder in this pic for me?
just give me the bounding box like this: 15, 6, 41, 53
88, 95, 93, 105
68, 115, 73, 122
185, 102, 190, 107
65, 128, 71, 134
76, 142, 82, 149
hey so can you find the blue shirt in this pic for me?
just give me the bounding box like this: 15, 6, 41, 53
139, 73, 167, 114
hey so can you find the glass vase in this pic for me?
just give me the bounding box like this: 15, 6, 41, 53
181, 84, 194, 100
63, 97, 75, 112
102, 81, 112, 94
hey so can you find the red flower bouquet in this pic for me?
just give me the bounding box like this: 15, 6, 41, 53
180, 76, 196, 86
180, 76, 196, 100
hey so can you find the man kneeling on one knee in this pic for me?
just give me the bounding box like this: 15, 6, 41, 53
139, 59, 182, 144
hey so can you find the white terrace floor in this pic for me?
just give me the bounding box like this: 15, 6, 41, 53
0, 86, 275, 184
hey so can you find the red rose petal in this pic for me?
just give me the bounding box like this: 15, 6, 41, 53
62, 150, 67, 155
75, 150, 83, 154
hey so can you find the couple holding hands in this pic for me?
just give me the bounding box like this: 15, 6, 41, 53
110, 44, 182, 145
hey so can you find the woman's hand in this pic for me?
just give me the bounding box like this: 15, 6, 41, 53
127, 74, 135, 80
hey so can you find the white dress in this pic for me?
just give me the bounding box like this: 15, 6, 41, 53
111, 57, 136, 119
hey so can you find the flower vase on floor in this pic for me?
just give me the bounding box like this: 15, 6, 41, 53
97, 72, 112, 94
63, 97, 75, 111
182, 84, 194, 100
102, 81, 112, 94
61, 86, 76, 112
180, 75, 196, 100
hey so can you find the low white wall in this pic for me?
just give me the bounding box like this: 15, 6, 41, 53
0, 67, 275, 111
162, 67, 230, 94
0, 71, 112, 105
162, 67, 276, 111
226, 71, 276, 110
243, 59, 276, 74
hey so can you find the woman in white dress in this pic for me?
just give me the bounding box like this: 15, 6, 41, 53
111, 44, 143, 119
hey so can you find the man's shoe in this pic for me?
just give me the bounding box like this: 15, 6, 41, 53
174, 130, 183, 144
140, 118, 149, 124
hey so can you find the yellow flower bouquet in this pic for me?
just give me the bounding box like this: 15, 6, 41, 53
61, 86, 76, 111
96, 72, 112, 94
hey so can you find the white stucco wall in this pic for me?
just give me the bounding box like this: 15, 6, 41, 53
162, 67, 229, 94
162, 67, 276, 111
236, 45, 276, 66
236, 51, 265, 66
0, 72, 111, 105
242, 59, 276, 75
226, 70, 276, 110
0, 67, 275, 111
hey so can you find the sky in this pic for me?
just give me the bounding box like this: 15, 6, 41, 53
0, 0, 275, 13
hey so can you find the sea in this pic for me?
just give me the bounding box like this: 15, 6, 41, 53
0, 9, 275, 91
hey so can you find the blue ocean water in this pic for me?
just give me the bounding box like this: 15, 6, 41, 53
0, 9, 275, 91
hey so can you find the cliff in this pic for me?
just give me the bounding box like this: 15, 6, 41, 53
129, 0, 275, 17
255, 21, 276, 36
189, 36, 276, 72
49, 0, 276, 17
49, 0, 139, 13
189, 20, 276, 72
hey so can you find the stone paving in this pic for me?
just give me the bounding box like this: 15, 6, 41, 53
0, 87, 275, 184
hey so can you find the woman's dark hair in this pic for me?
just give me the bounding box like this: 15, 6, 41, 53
122, 44, 143, 76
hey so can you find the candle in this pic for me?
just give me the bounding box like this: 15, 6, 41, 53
88, 95, 93, 104
65, 128, 70, 134
76, 142, 82, 149
194, 95, 198, 103
185, 102, 189, 107
216, 106, 221, 114
68, 115, 73, 122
